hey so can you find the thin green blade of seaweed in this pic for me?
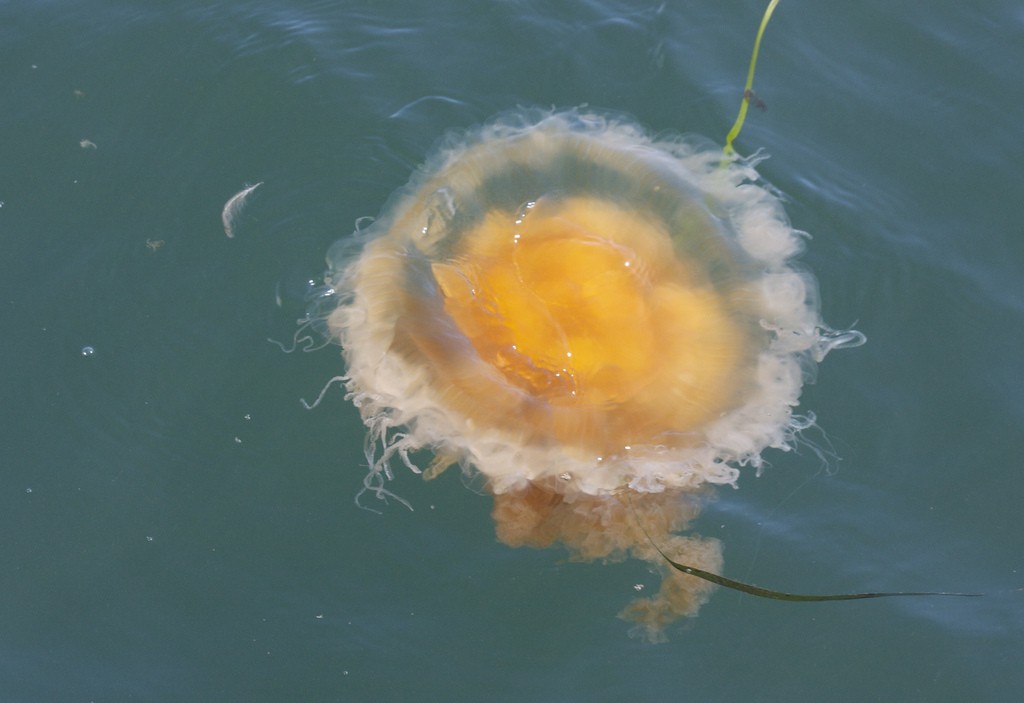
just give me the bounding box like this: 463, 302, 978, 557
663, 556, 981, 602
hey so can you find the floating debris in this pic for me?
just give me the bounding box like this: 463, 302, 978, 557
743, 88, 768, 112
221, 182, 263, 238
79, 139, 97, 149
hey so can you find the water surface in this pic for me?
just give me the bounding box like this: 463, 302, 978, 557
2, 1, 1022, 701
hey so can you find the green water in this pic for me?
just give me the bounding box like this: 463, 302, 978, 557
2, 1, 1022, 701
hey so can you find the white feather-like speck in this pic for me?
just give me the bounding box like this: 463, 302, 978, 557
222, 182, 263, 238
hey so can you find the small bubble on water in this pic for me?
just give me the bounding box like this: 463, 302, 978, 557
81, 345, 95, 357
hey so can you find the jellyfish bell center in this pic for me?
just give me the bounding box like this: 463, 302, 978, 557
434, 198, 657, 403
429, 195, 752, 449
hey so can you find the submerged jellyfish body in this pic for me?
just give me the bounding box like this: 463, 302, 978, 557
326, 109, 848, 639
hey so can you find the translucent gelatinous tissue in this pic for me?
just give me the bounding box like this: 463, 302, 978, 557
321, 109, 860, 640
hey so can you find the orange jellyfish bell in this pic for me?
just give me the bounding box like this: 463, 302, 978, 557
325, 109, 851, 640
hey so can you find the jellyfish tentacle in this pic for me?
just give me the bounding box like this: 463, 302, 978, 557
300, 375, 347, 410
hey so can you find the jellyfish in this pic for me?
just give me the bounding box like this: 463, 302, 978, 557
317, 108, 867, 640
